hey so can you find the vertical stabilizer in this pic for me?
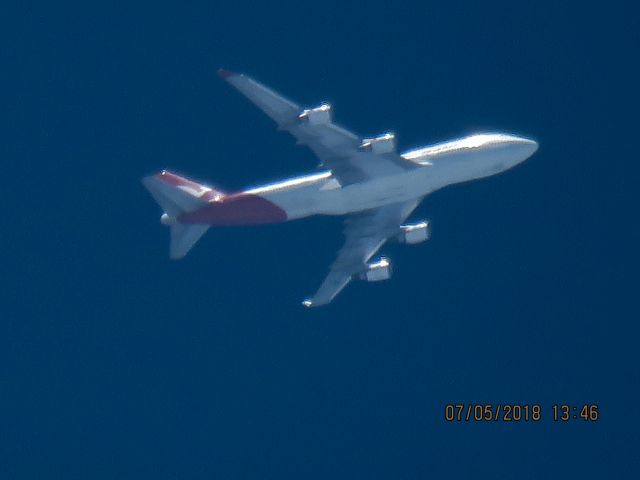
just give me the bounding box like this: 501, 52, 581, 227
142, 170, 224, 259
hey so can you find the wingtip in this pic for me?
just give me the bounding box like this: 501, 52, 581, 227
217, 68, 235, 79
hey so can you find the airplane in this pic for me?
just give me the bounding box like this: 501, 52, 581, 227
142, 69, 538, 307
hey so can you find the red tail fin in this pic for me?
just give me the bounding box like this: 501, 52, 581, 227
141, 170, 224, 259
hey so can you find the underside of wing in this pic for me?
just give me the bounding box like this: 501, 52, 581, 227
218, 69, 417, 185
303, 199, 421, 307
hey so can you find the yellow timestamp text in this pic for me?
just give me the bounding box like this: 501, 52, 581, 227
444, 404, 599, 422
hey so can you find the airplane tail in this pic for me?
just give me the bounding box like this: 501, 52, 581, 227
141, 170, 224, 259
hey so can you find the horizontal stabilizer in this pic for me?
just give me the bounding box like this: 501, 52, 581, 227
169, 223, 210, 259
142, 170, 221, 258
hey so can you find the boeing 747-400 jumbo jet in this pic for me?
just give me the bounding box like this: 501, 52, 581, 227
143, 69, 538, 307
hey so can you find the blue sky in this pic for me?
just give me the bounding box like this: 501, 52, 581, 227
2, 1, 639, 478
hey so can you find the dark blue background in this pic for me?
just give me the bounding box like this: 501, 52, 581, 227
2, 1, 639, 478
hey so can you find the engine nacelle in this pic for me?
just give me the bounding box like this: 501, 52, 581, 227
360, 132, 396, 154
298, 103, 332, 125
358, 258, 392, 282
397, 221, 430, 244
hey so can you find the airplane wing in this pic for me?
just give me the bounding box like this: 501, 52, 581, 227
218, 69, 417, 185
303, 199, 421, 307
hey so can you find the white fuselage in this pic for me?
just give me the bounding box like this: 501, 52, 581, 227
244, 133, 538, 220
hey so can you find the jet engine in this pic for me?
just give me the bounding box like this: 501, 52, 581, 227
298, 103, 332, 125
360, 132, 396, 154
358, 258, 392, 282
397, 221, 430, 244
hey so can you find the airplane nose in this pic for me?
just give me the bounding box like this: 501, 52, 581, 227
521, 138, 538, 156
503, 135, 538, 162
512, 136, 538, 156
